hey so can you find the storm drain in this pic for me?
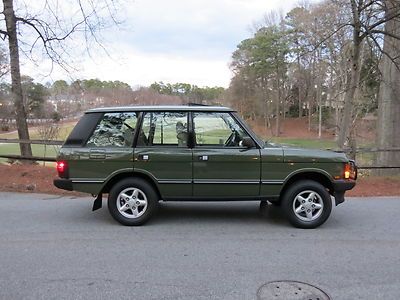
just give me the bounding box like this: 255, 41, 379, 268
257, 281, 330, 300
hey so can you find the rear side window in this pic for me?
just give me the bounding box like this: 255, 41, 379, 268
86, 112, 139, 147
137, 112, 188, 147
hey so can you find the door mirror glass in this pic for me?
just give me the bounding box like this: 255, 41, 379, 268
240, 137, 256, 148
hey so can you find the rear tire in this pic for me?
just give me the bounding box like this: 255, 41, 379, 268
108, 178, 158, 226
259, 200, 268, 210
282, 180, 332, 229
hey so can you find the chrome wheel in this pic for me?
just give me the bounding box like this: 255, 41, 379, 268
116, 187, 148, 219
292, 190, 324, 222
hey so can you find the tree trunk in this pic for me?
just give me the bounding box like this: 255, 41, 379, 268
376, 1, 400, 175
275, 80, 280, 137
337, 2, 362, 149
337, 47, 361, 148
297, 55, 303, 118
3, 0, 32, 159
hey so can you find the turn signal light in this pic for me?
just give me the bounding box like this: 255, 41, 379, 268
344, 163, 350, 179
344, 161, 357, 180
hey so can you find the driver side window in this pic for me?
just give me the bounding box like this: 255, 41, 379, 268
193, 112, 246, 147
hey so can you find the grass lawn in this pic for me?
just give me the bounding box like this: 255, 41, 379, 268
268, 137, 337, 149
0, 122, 74, 164
1, 121, 376, 166
0, 122, 76, 140
0, 144, 60, 165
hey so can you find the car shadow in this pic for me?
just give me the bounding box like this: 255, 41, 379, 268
150, 201, 288, 226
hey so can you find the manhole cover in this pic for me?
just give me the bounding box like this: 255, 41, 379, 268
257, 281, 330, 300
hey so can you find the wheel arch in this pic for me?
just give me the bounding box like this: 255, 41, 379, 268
100, 170, 162, 200
279, 170, 334, 202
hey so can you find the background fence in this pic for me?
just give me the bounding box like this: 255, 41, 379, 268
0, 139, 63, 162
0, 139, 400, 169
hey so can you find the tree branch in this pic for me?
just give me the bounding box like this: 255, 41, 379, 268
360, 7, 400, 39
368, 34, 400, 72
370, 29, 400, 40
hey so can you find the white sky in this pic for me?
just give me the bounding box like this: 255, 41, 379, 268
20, 0, 302, 88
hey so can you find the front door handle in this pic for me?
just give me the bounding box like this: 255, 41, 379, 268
198, 155, 208, 161
139, 154, 149, 161
89, 150, 106, 159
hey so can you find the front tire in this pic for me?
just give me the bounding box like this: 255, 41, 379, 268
108, 178, 158, 226
282, 180, 332, 229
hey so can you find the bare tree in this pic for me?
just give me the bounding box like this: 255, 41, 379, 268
376, 0, 400, 174
0, 45, 8, 78
37, 123, 60, 166
1, 0, 122, 160
335, 0, 400, 148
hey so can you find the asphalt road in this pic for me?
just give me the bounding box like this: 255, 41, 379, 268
0, 192, 399, 300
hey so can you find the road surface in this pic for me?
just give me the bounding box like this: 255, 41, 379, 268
0, 192, 399, 299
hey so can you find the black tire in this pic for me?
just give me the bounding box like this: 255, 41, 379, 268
259, 200, 268, 210
108, 178, 158, 226
281, 180, 332, 229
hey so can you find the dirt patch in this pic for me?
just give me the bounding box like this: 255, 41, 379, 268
0, 164, 84, 197
347, 176, 400, 197
0, 164, 398, 197
248, 117, 334, 139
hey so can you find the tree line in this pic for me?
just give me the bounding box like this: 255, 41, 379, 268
0, 76, 226, 123
225, 0, 400, 173
1, 0, 399, 173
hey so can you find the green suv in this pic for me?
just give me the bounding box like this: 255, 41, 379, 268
54, 105, 357, 228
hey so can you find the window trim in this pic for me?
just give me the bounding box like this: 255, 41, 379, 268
84, 111, 139, 148
134, 111, 191, 148
191, 111, 258, 149
231, 112, 263, 149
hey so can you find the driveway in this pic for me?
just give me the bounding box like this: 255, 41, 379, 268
0, 192, 399, 299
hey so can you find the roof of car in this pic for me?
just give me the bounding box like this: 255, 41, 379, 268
86, 105, 235, 113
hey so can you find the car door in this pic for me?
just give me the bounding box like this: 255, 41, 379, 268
192, 112, 261, 198
67, 112, 138, 190
133, 111, 192, 199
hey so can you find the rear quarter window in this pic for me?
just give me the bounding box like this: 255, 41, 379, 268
63, 113, 103, 147
86, 112, 139, 147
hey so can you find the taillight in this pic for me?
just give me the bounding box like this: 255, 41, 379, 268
56, 161, 68, 178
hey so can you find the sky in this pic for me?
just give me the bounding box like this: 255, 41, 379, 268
21, 0, 302, 88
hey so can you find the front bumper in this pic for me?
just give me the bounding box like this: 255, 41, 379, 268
54, 179, 73, 191
332, 179, 356, 206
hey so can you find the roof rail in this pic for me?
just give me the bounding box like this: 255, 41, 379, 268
187, 102, 209, 106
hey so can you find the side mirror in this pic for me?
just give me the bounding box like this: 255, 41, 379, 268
240, 137, 256, 148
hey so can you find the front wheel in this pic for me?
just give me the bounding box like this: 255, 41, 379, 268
108, 178, 158, 226
282, 180, 332, 229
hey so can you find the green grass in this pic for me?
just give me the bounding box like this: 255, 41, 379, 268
1, 121, 376, 167
268, 137, 337, 149
0, 122, 76, 140
0, 143, 60, 163
0, 122, 74, 164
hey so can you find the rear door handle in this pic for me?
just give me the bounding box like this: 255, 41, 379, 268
198, 155, 208, 161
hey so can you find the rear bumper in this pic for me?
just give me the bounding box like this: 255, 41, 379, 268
53, 179, 73, 191
332, 179, 356, 206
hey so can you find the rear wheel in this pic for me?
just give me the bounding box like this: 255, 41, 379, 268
108, 178, 158, 226
282, 180, 332, 229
